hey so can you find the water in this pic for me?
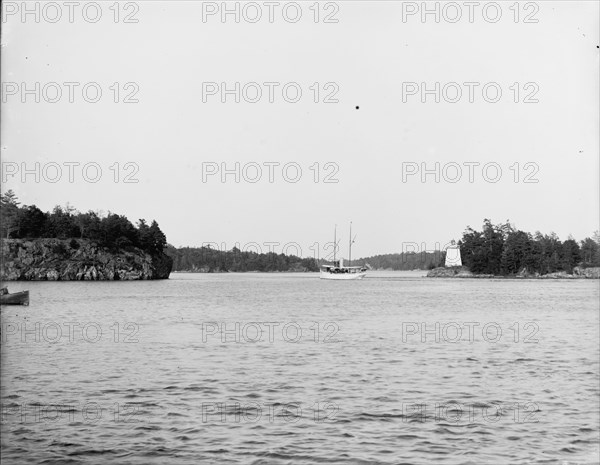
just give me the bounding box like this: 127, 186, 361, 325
1, 272, 599, 464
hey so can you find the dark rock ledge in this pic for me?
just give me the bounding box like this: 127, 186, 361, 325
1, 239, 172, 281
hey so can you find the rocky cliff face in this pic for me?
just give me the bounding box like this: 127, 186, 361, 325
1, 239, 172, 281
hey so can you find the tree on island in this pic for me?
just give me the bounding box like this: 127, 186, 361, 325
459, 219, 507, 274
500, 229, 534, 275
0, 190, 21, 238
138, 219, 167, 254
581, 233, 600, 267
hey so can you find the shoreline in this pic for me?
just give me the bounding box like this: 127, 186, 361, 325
426, 266, 600, 279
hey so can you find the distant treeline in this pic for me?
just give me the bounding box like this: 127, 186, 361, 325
1, 190, 167, 254
355, 252, 445, 270
167, 245, 319, 272
168, 246, 443, 273
459, 219, 599, 275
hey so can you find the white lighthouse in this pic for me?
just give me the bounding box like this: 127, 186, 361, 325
445, 240, 462, 267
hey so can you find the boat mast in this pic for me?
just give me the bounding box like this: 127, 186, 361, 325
349, 222, 352, 266
333, 224, 337, 264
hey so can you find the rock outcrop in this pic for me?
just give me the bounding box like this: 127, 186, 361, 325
427, 266, 483, 278
573, 266, 600, 279
516, 268, 540, 278
516, 267, 600, 279
427, 265, 600, 279
0, 239, 172, 281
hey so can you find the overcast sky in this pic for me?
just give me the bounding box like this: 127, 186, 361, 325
1, 1, 598, 258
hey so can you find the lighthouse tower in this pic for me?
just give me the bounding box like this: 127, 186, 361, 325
445, 240, 462, 267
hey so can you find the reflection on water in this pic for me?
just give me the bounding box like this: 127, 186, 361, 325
1, 273, 599, 464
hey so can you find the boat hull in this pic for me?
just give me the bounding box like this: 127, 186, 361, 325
320, 271, 367, 280
0, 291, 30, 306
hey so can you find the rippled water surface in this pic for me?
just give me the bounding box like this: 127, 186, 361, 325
1, 272, 599, 464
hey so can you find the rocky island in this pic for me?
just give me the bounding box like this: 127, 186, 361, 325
0, 191, 172, 281
426, 219, 600, 279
